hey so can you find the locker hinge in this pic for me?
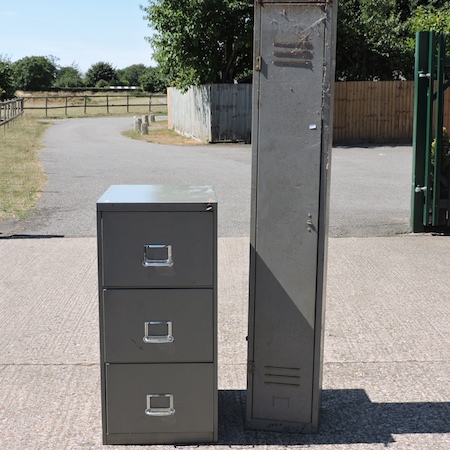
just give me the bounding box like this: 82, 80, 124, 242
248, 362, 255, 375
255, 56, 262, 72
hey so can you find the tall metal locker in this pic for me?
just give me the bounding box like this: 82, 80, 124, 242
97, 185, 218, 445
246, 0, 337, 433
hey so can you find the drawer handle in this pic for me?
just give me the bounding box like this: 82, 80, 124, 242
143, 321, 174, 344
142, 244, 174, 267
145, 394, 175, 416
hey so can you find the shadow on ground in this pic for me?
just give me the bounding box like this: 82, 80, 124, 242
218, 389, 450, 446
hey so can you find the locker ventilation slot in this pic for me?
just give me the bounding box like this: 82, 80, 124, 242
273, 41, 314, 69
264, 366, 301, 387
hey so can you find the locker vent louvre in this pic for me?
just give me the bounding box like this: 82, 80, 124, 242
264, 366, 301, 387
273, 41, 314, 69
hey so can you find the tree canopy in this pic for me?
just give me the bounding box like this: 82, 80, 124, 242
84, 62, 118, 87
141, 0, 253, 91
336, 0, 450, 80
54, 65, 85, 88
117, 64, 147, 86
142, 0, 450, 85
0, 57, 15, 100
12, 56, 57, 91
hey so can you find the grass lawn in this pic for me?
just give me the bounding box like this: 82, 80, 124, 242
0, 115, 50, 220
0, 113, 200, 223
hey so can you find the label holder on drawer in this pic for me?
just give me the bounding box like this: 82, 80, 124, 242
143, 321, 174, 344
142, 244, 174, 268
145, 394, 176, 416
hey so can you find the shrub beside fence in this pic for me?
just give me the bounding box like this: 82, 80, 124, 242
0, 98, 24, 128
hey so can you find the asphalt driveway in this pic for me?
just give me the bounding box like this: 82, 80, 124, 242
11, 116, 412, 238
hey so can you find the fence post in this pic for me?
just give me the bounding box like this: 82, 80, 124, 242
127, 95, 129, 113
149, 95, 152, 112
106, 95, 109, 114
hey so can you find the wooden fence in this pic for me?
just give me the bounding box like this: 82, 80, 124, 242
0, 98, 24, 128
333, 80, 450, 144
22, 94, 167, 117
16, 82, 450, 143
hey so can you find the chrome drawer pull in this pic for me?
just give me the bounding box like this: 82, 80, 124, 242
145, 394, 175, 416
142, 244, 174, 267
143, 321, 174, 344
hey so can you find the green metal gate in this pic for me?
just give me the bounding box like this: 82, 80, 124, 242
411, 31, 450, 232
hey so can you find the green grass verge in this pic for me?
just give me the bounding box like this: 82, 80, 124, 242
0, 115, 50, 220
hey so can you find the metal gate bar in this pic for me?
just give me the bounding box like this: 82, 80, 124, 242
411, 31, 450, 231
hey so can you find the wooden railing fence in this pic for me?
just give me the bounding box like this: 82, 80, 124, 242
15, 82, 450, 143
0, 98, 24, 128
22, 94, 167, 117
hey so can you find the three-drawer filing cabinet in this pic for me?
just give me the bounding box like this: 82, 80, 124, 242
97, 185, 218, 445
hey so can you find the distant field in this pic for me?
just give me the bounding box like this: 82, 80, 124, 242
18, 91, 167, 119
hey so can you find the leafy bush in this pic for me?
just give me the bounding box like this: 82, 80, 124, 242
431, 127, 450, 177
54, 65, 85, 88
85, 62, 118, 87
12, 56, 57, 90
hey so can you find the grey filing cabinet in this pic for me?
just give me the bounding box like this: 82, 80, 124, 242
246, 0, 337, 433
97, 185, 218, 445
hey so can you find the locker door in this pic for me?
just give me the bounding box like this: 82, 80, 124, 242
248, 3, 329, 428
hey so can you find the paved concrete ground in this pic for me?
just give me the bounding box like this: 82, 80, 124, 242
1, 236, 449, 449
0, 118, 449, 449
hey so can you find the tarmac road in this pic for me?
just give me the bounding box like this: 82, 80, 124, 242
9, 116, 413, 238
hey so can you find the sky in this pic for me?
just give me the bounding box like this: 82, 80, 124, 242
1, 0, 155, 74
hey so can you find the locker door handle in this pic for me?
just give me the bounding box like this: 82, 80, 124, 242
142, 244, 174, 267
143, 321, 174, 344
145, 394, 176, 416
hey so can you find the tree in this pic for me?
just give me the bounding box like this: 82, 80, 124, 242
85, 62, 118, 87
409, 3, 450, 38
12, 56, 57, 90
139, 67, 167, 93
54, 65, 85, 89
336, 0, 414, 81
141, 0, 253, 91
335, 1, 450, 81
0, 56, 15, 100
118, 64, 148, 86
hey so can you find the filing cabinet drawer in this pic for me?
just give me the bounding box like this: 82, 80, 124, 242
105, 363, 215, 435
103, 289, 213, 363
100, 211, 214, 288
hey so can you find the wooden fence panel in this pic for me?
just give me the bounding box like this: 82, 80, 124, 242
333, 81, 415, 144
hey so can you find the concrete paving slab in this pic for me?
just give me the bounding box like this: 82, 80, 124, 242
0, 235, 449, 449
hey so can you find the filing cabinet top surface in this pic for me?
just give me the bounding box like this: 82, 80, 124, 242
97, 185, 217, 212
